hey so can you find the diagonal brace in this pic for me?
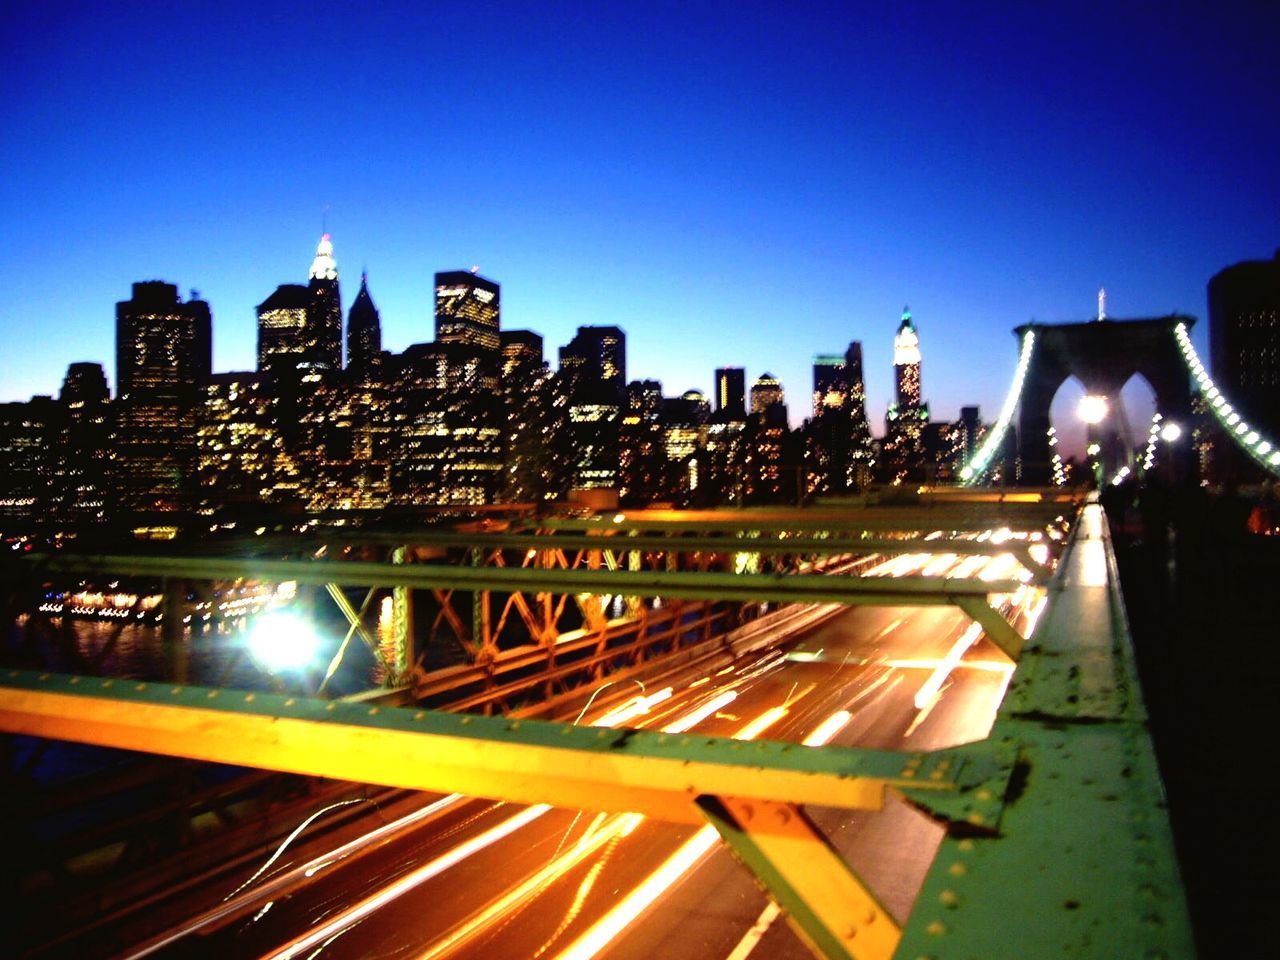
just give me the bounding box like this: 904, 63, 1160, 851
697, 795, 901, 960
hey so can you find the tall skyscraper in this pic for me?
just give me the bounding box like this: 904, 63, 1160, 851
307, 233, 343, 370
812, 355, 848, 417
501, 330, 544, 379
256, 284, 312, 372
714, 367, 746, 419
883, 307, 929, 483
844, 341, 867, 425
436, 270, 500, 354
893, 307, 922, 408
1209, 250, 1280, 438
750, 372, 784, 414
257, 235, 343, 372
346, 271, 382, 378
114, 281, 212, 512
558, 326, 627, 489
559, 326, 627, 401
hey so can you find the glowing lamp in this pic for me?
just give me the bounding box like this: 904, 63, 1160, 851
248, 611, 319, 671
1077, 395, 1109, 425
1159, 423, 1182, 443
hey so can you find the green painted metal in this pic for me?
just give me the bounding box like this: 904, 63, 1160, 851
896, 501, 1193, 958
20, 552, 1021, 604
390, 545, 412, 683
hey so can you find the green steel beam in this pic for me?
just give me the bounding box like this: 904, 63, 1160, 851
250, 528, 1052, 560
20, 552, 1022, 606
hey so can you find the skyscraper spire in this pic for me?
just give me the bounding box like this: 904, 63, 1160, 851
310, 233, 338, 281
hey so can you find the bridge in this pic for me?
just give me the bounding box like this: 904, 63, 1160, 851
5, 315, 1275, 959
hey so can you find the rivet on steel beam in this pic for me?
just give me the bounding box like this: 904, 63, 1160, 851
206, 690, 218, 698
926, 920, 947, 936
69, 676, 80, 684
948, 862, 967, 876
368, 707, 379, 716
244, 693, 255, 702
939, 889, 960, 909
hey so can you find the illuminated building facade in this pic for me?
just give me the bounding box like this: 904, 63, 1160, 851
714, 367, 746, 419
56, 362, 111, 522
559, 326, 627, 490
308, 233, 343, 370
882, 308, 929, 483
196, 372, 292, 513
255, 235, 344, 373
805, 342, 874, 494
256, 285, 312, 371
750, 372, 784, 415
436, 270, 500, 356
114, 281, 211, 512
893, 308, 922, 408
346, 272, 382, 379
389, 343, 502, 505
0, 397, 59, 524
499, 331, 555, 502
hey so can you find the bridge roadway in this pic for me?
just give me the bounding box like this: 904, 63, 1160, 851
122, 601, 1012, 960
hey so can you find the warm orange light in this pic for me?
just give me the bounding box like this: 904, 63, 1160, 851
803, 710, 853, 746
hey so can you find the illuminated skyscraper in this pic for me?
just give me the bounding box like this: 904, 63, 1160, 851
558, 326, 627, 490
308, 233, 343, 370
436, 270, 500, 355
559, 326, 626, 401
893, 307, 922, 407
714, 367, 746, 419
501, 330, 544, 380
114, 281, 211, 512
256, 285, 311, 371
346, 272, 382, 378
750, 372, 784, 414
256, 235, 344, 372
883, 307, 929, 483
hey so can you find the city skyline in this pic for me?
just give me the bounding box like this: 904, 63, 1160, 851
3, 4, 1278, 429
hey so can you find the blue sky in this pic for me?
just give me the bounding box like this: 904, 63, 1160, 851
2, 2, 1277, 443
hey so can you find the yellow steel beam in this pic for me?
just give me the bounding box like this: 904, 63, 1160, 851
0, 675, 962, 827
699, 796, 902, 960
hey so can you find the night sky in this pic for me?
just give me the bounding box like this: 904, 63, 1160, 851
3, 2, 1277, 444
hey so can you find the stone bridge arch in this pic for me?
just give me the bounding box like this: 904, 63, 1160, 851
1016, 316, 1196, 484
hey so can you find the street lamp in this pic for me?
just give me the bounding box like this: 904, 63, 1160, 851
1160, 422, 1182, 443
1078, 395, 1109, 425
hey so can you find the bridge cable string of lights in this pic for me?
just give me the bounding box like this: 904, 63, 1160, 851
1174, 322, 1280, 478
959, 328, 1036, 485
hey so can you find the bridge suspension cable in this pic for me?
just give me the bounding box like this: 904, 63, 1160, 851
960, 328, 1036, 484
1174, 322, 1280, 478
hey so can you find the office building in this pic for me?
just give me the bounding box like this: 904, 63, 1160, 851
714, 367, 746, 420
436, 269, 500, 355
113, 281, 211, 512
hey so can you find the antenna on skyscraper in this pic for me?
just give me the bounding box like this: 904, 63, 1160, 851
322, 205, 330, 235
1097, 286, 1107, 322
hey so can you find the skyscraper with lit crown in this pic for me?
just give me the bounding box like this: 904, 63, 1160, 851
307, 233, 343, 370
893, 307, 922, 407
883, 307, 930, 482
